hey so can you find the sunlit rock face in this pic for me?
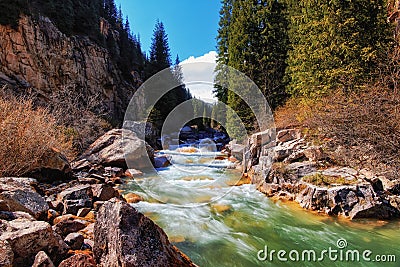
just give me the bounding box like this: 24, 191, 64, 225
0, 15, 143, 122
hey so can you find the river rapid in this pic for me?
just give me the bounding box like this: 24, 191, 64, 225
121, 150, 400, 267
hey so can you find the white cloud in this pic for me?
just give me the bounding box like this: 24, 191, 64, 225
181, 51, 218, 64
180, 51, 218, 103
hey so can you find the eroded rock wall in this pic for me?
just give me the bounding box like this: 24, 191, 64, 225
0, 15, 143, 122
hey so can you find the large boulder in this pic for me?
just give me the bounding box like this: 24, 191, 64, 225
94, 198, 196, 267
0, 219, 68, 266
26, 148, 72, 182
74, 129, 154, 170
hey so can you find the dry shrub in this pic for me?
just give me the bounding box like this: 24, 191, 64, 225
0, 93, 72, 177
276, 85, 400, 177
308, 86, 400, 175
47, 85, 112, 154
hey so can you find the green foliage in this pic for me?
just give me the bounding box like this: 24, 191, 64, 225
145, 21, 192, 128
215, 0, 394, 134
285, 0, 393, 97
214, 0, 233, 104
215, 0, 289, 139
145, 20, 172, 78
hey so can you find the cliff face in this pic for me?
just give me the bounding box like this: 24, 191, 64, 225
0, 15, 142, 122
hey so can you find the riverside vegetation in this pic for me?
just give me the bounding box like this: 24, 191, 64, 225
1, 0, 400, 266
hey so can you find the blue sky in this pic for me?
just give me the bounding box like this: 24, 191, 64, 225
115, 0, 221, 62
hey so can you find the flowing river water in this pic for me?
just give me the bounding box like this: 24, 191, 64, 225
121, 149, 400, 267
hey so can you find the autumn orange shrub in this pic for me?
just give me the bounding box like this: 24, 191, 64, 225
0, 93, 72, 176
275, 85, 400, 177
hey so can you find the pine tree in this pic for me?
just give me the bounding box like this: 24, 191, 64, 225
285, 0, 392, 97
104, 0, 117, 26
145, 20, 190, 127
219, 0, 288, 138
145, 20, 172, 78
214, 0, 233, 104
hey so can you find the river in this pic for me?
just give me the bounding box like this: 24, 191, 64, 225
120, 150, 400, 267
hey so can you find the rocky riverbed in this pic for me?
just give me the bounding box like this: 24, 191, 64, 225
0, 128, 196, 267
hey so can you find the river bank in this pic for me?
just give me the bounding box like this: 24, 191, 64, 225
0, 129, 196, 267
243, 128, 400, 220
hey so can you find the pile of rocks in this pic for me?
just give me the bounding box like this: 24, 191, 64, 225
246, 128, 400, 220
0, 129, 197, 267
0, 176, 196, 266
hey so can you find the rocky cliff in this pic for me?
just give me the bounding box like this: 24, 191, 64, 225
0, 15, 143, 122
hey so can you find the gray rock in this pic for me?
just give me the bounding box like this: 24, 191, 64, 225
283, 150, 305, 163
32, 251, 55, 267
104, 166, 124, 177
0, 211, 35, 221
154, 156, 171, 168
286, 162, 317, 178
76, 129, 154, 170
94, 198, 196, 267
0, 178, 38, 193
321, 167, 358, 181
229, 143, 246, 161
0, 189, 48, 220
52, 215, 87, 237
277, 129, 301, 143
303, 146, 325, 161
57, 185, 93, 215
0, 219, 67, 266
273, 138, 307, 161
64, 233, 84, 250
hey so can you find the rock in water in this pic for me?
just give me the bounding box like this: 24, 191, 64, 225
94, 198, 197, 267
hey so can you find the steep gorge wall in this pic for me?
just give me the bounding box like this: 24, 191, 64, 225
0, 15, 143, 122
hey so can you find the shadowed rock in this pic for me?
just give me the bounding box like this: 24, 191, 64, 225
94, 198, 197, 267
